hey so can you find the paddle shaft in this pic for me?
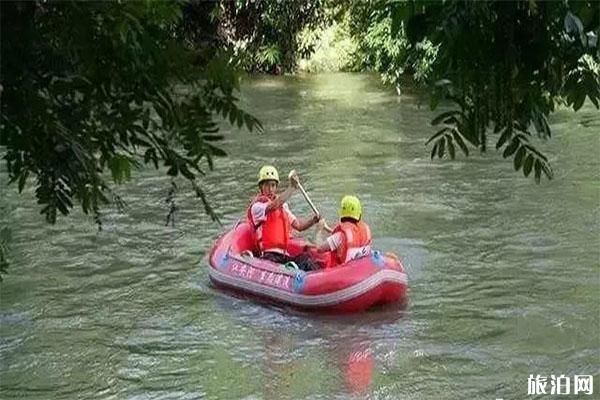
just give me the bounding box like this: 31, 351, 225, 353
288, 170, 319, 216
297, 181, 319, 216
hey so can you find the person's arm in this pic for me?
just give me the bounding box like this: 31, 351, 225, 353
318, 219, 334, 234
265, 186, 295, 213
291, 214, 320, 232
265, 172, 298, 213
311, 231, 342, 253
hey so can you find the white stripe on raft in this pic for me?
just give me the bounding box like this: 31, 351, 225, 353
208, 267, 408, 307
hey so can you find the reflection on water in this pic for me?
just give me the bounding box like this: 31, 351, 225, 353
210, 292, 407, 399
1, 73, 599, 399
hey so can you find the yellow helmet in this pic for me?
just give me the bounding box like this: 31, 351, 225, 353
258, 165, 279, 184
338, 195, 362, 220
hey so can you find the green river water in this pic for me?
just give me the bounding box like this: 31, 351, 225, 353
1, 73, 599, 399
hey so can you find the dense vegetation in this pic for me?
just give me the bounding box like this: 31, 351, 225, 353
310, 1, 599, 181
1, 1, 261, 227
391, 1, 599, 181
182, 0, 599, 182
0, 1, 262, 278
1, 1, 598, 278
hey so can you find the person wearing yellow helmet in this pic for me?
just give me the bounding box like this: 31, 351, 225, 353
311, 195, 372, 267
246, 165, 321, 270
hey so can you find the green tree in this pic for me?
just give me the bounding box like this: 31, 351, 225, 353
333, 0, 598, 181
1, 1, 261, 227
0, 1, 263, 279
337, 1, 409, 89
390, 0, 600, 182
215, 0, 327, 73
325, 1, 438, 90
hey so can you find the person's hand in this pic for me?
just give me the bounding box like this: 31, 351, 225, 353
288, 170, 300, 189
311, 213, 321, 225
317, 219, 326, 230
317, 219, 333, 233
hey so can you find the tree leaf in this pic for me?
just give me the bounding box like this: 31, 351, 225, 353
447, 138, 455, 159
180, 164, 195, 180
426, 127, 450, 145
541, 162, 554, 180
18, 171, 29, 193
205, 152, 214, 170
142, 108, 150, 131
437, 137, 445, 158
431, 110, 460, 126
496, 126, 511, 149
514, 145, 526, 171
522, 143, 549, 162
109, 154, 132, 184
503, 138, 520, 158
531, 111, 551, 138
452, 129, 469, 156
430, 143, 438, 159
534, 159, 542, 183
572, 90, 586, 111
523, 154, 534, 177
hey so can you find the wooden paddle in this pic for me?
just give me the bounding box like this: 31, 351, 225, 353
288, 169, 320, 217
288, 170, 334, 240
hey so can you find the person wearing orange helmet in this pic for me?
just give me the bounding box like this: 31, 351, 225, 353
246, 165, 320, 271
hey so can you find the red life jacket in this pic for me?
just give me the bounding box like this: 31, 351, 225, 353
332, 220, 372, 264
246, 194, 290, 254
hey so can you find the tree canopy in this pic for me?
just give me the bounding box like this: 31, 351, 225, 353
333, 0, 599, 181
398, 0, 599, 181
185, 0, 599, 182
1, 1, 261, 226
2, 0, 598, 227
1, 0, 598, 280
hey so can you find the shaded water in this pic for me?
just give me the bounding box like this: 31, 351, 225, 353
1, 73, 599, 399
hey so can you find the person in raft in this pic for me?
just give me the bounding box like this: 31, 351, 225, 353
247, 165, 321, 271
311, 195, 372, 266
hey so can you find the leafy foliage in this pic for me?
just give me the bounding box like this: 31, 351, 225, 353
297, 21, 358, 73
212, 0, 327, 73
256, 44, 283, 71
338, 2, 406, 85
327, 0, 598, 181
334, 1, 437, 89
387, 0, 599, 181
1, 1, 262, 226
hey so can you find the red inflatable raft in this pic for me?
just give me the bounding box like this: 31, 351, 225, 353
208, 221, 408, 313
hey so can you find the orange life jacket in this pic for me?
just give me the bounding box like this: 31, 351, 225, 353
333, 220, 372, 264
246, 194, 290, 254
